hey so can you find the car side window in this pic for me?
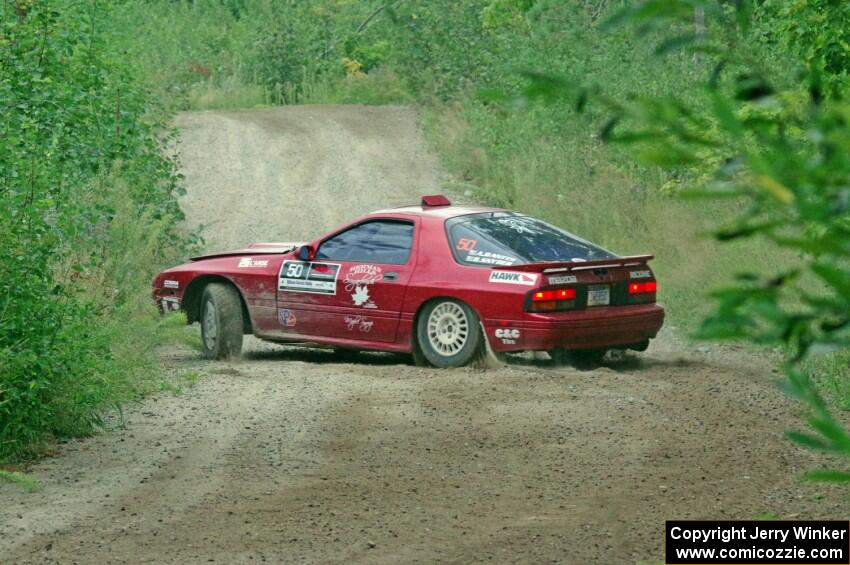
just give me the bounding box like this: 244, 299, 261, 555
315, 220, 414, 264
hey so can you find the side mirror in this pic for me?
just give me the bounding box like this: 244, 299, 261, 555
297, 245, 315, 261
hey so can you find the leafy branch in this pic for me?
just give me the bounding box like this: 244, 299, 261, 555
506, 0, 850, 482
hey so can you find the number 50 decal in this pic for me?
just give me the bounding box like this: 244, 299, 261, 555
456, 238, 477, 252
278, 260, 340, 295
286, 262, 304, 278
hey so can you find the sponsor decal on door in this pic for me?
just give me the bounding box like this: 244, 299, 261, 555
278, 308, 297, 327
344, 315, 374, 333
278, 260, 340, 294
344, 264, 382, 308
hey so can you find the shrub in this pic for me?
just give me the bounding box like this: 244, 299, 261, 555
0, 0, 187, 460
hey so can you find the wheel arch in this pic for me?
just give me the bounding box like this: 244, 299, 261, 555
410, 295, 487, 349
182, 275, 253, 335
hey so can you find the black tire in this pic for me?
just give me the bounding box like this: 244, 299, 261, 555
549, 348, 606, 370
416, 299, 482, 368
200, 283, 244, 360
411, 343, 429, 367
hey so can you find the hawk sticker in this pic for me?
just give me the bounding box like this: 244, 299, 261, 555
488, 271, 538, 286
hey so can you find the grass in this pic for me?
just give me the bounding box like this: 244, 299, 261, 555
184, 66, 414, 110
299, 68, 415, 106
803, 351, 850, 411
0, 469, 41, 493
188, 79, 270, 111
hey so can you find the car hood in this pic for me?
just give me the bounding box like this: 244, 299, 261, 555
190, 242, 303, 261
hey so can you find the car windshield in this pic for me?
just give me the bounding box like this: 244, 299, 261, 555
446, 212, 616, 266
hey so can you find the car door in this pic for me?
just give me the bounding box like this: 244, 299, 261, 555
276, 218, 417, 343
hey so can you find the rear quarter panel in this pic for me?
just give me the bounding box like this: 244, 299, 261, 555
402, 215, 532, 351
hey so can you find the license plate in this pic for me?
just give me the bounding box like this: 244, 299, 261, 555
587, 285, 610, 307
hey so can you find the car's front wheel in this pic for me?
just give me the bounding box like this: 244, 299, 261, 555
200, 283, 244, 360
416, 299, 482, 368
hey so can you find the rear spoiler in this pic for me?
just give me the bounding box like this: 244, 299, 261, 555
493, 255, 654, 273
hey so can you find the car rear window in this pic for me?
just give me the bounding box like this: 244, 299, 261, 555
446, 212, 616, 266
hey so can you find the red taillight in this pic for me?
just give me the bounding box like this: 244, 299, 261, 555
533, 288, 576, 301
628, 281, 657, 294
533, 290, 553, 301
530, 287, 577, 312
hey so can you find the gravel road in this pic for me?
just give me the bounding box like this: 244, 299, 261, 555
0, 105, 842, 565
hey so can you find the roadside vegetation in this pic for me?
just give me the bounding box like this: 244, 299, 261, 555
3, 0, 849, 480
0, 1, 194, 463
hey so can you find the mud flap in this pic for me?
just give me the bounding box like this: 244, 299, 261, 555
474, 322, 507, 370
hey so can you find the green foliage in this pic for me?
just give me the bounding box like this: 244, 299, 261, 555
107, 0, 412, 108
0, 0, 188, 460
481, 0, 534, 30
763, 0, 850, 96
503, 0, 850, 482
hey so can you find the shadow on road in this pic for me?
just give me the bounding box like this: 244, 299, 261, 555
234, 342, 706, 375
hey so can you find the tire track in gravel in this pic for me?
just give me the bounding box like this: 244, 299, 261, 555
1, 106, 844, 565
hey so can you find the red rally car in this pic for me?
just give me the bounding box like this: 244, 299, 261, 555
153, 195, 664, 368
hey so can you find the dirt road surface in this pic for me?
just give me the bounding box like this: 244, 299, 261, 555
174, 106, 445, 249
0, 106, 843, 565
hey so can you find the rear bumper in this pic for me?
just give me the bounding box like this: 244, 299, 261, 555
486, 304, 665, 352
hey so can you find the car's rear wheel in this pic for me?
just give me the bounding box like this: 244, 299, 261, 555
416, 299, 482, 368
200, 283, 244, 360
